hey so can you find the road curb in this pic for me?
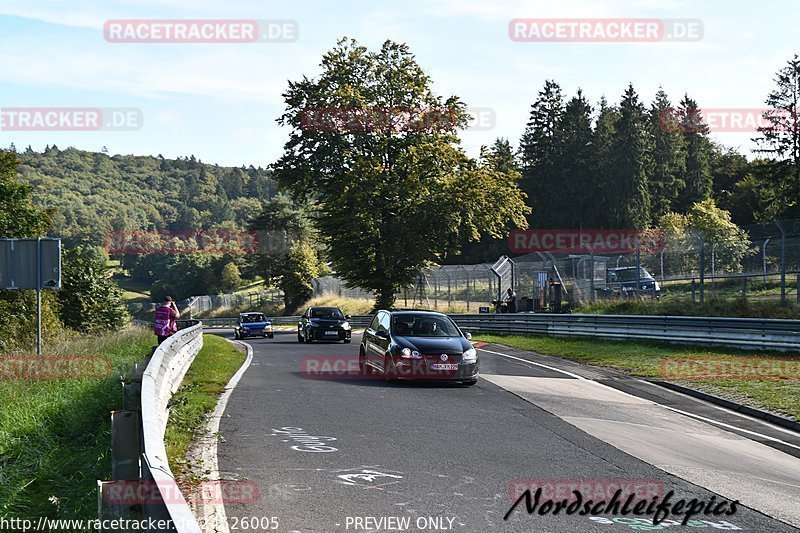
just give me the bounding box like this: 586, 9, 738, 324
652, 380, 800, 433
188, 339, 254, 533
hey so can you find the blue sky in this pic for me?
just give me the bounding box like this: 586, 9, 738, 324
0, 0, 797, 166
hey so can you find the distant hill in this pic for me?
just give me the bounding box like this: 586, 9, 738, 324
15, 145, 277, 248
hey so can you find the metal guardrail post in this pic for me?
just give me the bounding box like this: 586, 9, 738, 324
111, 411, 142, 481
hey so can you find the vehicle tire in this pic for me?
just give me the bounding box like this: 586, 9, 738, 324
297, 331, 303, 343
383, 354, 398, 382
359, 348, 370, 376
269, 334, 275, 339
461, 379, 478, 387
234, 331, 239, 340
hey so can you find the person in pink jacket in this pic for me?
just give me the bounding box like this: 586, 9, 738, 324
154, 296, 180, 344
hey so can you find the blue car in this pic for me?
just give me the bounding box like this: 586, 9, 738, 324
234, 312, 274, 339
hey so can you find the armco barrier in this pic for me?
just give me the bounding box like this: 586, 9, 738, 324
100, 322, 204, 532
199, 313, 800, 351
200, 315, 374, 329
448, 314, 800, 351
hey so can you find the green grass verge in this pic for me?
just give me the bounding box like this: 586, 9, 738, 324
577, 297, 800, 319
164, 334, 246, 483
0, 327, 154, 521
473, 333, 800, 420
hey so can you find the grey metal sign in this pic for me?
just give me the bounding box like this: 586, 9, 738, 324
0, 238, 61, 290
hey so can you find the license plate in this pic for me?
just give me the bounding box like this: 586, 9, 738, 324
324, 330, 339, 336
430, 364, 458, 371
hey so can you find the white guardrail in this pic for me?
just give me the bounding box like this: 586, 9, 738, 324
141, 322, 204, 532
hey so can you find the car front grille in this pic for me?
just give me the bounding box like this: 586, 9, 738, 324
424, 353, 462, 364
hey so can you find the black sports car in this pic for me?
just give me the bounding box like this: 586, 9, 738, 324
298, 306, 352, 343
360, 310, 478, 385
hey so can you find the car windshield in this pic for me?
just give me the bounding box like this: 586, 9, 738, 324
243, 314, 266, 323
392, 314, 461, 337
612, 268, 653, 282
311, 308, 344, 319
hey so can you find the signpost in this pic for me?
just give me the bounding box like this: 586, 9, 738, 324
0, 238, 62, 355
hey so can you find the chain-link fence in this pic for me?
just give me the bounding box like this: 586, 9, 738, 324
603, 220, 800, 305
310, 220, 800, 310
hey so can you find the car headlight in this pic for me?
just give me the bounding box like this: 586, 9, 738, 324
401, 347, 422, 359
463, 347, 478, 363
342, 321, 351, 330
654, 282, 661, 291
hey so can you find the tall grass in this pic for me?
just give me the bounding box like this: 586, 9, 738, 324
0, 326, 154, 520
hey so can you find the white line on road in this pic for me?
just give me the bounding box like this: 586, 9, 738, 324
477, 346, 800, 452
195, 339, 254, 533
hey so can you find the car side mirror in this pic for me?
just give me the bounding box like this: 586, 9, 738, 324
345, 314, 351, 320
464, 332, 472, 340
376, 330, 389, 339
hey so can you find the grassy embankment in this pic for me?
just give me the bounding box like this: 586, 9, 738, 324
163, 334, 246, 488
0, 327, 154, 521
577, 297, 800, 319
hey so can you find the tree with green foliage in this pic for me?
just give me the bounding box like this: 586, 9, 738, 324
219, 262, 243, 292
754, 54, 800, 169
592, 97, 621, 228
486, 138, 519, 175
554, 89, 594, 228
273, 38, 529, 309
58, 246, 129, 333
659, 199, 751, 274
520, 80, 564, 227
249, 194, 326, 312
0, 150, 51, 237
649, 88, 686, 221
0, 150, 58, 351
676, 95, 713, 211
610, 84, 653, 228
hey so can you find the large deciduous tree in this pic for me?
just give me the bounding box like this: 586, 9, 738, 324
273, 38, 529, 309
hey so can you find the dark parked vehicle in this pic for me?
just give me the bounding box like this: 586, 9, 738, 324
606, 266, 661, 298
234, 312, 274, 339
360, 310, 478, 385
298, 306, 352, 343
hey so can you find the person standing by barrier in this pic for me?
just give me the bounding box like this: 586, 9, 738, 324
504, 287, 518, 313
154, 296, 180, 345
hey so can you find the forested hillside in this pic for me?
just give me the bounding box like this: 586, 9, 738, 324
14, 145, 277, 246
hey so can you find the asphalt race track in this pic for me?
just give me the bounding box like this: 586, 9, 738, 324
214, 330, 800, 533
